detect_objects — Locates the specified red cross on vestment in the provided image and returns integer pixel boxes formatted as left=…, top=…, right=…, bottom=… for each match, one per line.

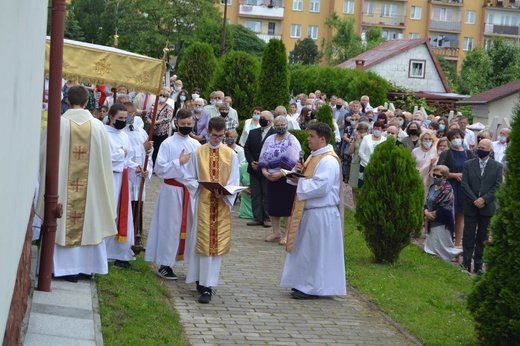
left=73, top=146, right=87, bottom=160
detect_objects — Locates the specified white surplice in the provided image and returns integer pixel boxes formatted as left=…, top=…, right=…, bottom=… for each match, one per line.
left=145, top=133, right=201, bottom=267
left=280, top=145, right=347, bottom=296
left=184, top=142, right=240, bottom=287
left=122, top=124, right=153, bottom=201
left=36, top=109, right=117, bottom=276
left=104, top=125, right=140, bottom=262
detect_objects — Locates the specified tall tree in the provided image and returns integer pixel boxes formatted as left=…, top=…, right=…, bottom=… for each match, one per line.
left=364, top=27, right=386, bottom=50
left=256, top=39, right=290, bottom=110
left=70, top=0, right=105, bottom=43
left=177, top=42, right=218, bottom=97
left=323, top=13, right=364, bottom=65
left=229, top=25, right=267, bottom=61
left=487, top=38, right=520, bottom=88
left=437, top=56, right=459, bottom=93
left=458, top=48, right=493, bottom=95
left=290, top=37, right=320, bottom=65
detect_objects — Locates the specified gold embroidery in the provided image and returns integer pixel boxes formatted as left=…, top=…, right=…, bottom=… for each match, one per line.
left=94, top=57, right=111, bottom=76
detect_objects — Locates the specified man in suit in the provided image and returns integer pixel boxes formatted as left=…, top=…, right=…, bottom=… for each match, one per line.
left=461, top=138, right=503, bottom=274
left=244, top=111, right=275, bottom=227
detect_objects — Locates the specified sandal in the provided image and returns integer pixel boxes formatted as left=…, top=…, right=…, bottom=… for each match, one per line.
left=265, top=233, right=281, bottom=242
left=279, top=238, right=287, bottom=246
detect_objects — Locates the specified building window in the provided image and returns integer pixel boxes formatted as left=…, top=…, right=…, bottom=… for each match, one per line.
left=292, top=0, right=303, bottom=11
left=308, top=25, right=318, bottom=40
left=268, top=22, right=276, bottom=35
left=220, top=0, right=232, bottom=4
left=433, top=8, right=454, bottom=21
left=309, top=0, right=320, bottom=12
left=409, top=33, right=420, bottom=39
left=409, top=60, right=425, bottom=79
left=465, top=10, right=475, bottom=24
left=343, top=0, right=354, bottom=14
left=245, top=21, right=262, bottom=33
left=363, top=1, right=374, bottom=15
left=463, top=37, right=474, bottom=51
left=291, top=24, right=302, bottom=38
left=410, top=6, right=422, bottom=20
left=381, top=4, right=398, bottom=18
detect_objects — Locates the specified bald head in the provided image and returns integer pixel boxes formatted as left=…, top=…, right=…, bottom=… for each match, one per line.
left=478, top=138, right=492, bottom=151
left=275, top=105, right=287, bottom=116
left=386, top=126, right=398, bottom=136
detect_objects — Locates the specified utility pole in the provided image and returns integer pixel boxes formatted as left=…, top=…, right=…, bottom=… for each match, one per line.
left=221, top=0, right=228, bottom=56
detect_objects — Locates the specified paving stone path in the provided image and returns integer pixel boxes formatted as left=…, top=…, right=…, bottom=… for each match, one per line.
left=144, top=176, right=418, bottom=345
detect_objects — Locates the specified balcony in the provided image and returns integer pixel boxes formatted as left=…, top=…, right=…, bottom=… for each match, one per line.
left=432, top=46, right=460, bottom=58
left=484, top=23, right=520, bottom=36
left=362, top=14, right=406, bottom=27
left=431, top=0, right=464, bottom=6
left=429, top=20, right=461, bottom=31
left=256, top=33, right=282, bottom=43
left=239, top=1, right=284, bottom=19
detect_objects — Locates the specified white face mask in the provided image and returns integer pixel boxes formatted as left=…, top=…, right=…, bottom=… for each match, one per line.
left=215, top=100, right=223, bottom=106
left=192, top=94, right=199, bottom=100
left=499, top=136, right=507, bottom=144
left=175, top=86, right=181, bottom=92
left=423, top=141, right=432, bottom=149
left=451, top=138, right=462, bottom=148
left=159, top=97, right=166, bottom=103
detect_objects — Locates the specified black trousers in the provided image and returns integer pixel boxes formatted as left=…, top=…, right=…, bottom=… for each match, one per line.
left=152, top=134, right=168, bottom=168
left=249, top=173, right=269, bottom=223
left=462, top=213, right=491, bottom=271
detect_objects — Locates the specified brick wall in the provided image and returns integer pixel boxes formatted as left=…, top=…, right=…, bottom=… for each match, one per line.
left=2, top=207, right=33, bottom=346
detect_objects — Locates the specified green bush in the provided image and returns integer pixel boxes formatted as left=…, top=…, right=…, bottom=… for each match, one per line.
left=355, top=139, right=424, bottom=263
left=256, top=39, right=290, bottom=111
left=288, top=65, right=390, bottom=106
left=289, top=130, right=310, bottom=157
left=177, top=42, right=217, bottom=97
left=315, top=105, right=335, bottom=144
left=467, top=102, right=520, bottom=344
left=207, top=51, right=260, bottom=121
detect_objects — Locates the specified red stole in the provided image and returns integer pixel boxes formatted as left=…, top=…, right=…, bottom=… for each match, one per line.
left=165, top=178, right=190, bottom=261
left=116, top=168, right=129, bottom=243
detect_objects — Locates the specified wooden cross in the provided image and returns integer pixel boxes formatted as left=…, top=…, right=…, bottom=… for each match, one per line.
left=68, top=210, right=82, bottom=225
left=73, top=146, right=87, bottom=160
left=70, top=178, right=84, bottom=192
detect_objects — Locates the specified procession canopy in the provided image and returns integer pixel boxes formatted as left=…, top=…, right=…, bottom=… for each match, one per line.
left=45, top=37, right=165, bottom=95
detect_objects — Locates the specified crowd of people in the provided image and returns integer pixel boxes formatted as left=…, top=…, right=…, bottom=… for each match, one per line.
left=37, top=79, right=509, bottom=307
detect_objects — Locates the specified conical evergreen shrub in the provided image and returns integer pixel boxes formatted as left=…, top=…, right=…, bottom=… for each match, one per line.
left=467, top=103, right=520, bottom=344
left=256, top=39, right=289, bottom=110
left=355, top=138, right=424, bottom=263
left=315, top=105, right=335, bottom=143
left=177, top=42, right=217, bottom=97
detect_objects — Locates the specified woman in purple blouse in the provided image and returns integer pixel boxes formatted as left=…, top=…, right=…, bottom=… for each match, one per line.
left=258, top=116, right=302, bottom=245
left=189, top=97, right=209, bottom=144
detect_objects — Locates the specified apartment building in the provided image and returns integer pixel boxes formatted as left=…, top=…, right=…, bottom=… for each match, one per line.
left=217, top=0, right=520, bottom=69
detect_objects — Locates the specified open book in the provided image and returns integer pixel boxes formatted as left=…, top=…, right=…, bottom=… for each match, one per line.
left=198, top=181, right=248, bottom=195
left=280, top=169, right=306, bottom=178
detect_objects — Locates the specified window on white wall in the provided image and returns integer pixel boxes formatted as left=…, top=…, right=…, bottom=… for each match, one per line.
left=465, top=11, right=475, bottom=24
left=463, top=37, right=474, bottom=51
left=308, top=25, right=318, bottom=39
left=309, top=0, right=320, bottom=12
left=410, top=6, right=422, bottom=20
left=409, top=60, right=425, bottom=79
left=291, top=24, right=302, bottom=38
left=292, top=0, right=303, bottom=11
left=343, top=0, right=354, bottom=14
left=245, top=21, right=261, bottom=33
left=409, top=33, right=420, bottom=39
left=363, top=1, right=374, bottom=15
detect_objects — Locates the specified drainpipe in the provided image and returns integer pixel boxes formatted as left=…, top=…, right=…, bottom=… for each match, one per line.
left=37, top=0, right=66, bottom=292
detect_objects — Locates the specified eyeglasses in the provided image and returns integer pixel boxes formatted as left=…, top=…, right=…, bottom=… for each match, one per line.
left=210, top=134, right=225, bottom=139
left=432, top=174, right=443, bottom=178
left=477, top=137, right=484, bottom=140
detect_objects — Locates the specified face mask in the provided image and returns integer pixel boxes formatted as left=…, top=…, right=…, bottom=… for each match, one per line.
left=439, top=124, right=445, bottom=131
left=408, top=129, right=419, bottom=136
left=180, top=95, right=186, bottom=101
left=159, top=97, right=166, bottom=103
left=252, top=115, right=260, bottom=121
left=477, top=149, right=490, bottom=159
left=215, top=100, right=223, bottom=106
left=433, top=177, right=444, bottom=186
left=126, top=116, right=134, bottom=125
left=114, top=119, right=126, bottom=130
left=499, top=136, right=507, bottom=144
left=175, top=86, right=181, bottom=92
left=194, top=107, right=202, bottom=113
left=310, top=98, right=316, bottom=103
left=336, top=104, right=342, bottom=110
left=192, top=94, right=199, bottom=100
left=350, top=121, right=356, bottom=126
left=414, top=120, right=422, bottom=126
left=425, top=120, right=431, bottom=126
left=274, top=127, right=287, bottom=135
left=373, top=130, right=382, bottom=137
left=210, top=100, right=216, bottom=105
left=117, top=93, right=126, bottom=98
left=399, top=120, right=404, bottom=126
left=451, top=138, right=462, bottom=148
left=423, top=141, right=432, bottom=149
left=259, top=118, right=269, bottom=127
left=178, top=126, right=192, bottom=136
left=368, top=118, right=373, bottom=122
left=226, top=138, right=235, bottom=146
left=220, top=112, right=228, bottom=117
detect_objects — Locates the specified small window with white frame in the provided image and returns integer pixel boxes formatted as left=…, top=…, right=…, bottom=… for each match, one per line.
left=463, top=37, right=474, bottom=51
left=245, top=21, right=262, bottom=33
left=410, top=6, right=421, bottom=20
left=308, top=25, right=318, bottom=40
left=292, top=0, right=303, bottom=11
left=465, top=10, right=476, bottom=24
left=409, top=33, right=420, bottom=39
left=291, top=24, right=302, bottom=38
left=309, top=0, right=320, bottom=12
left=409, top=59, right=425, bottom=79
left=343, top=0, right=354, bottom=14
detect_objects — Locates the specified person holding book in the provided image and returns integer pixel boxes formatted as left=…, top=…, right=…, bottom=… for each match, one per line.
left=184, top=117, right=240, bottom=304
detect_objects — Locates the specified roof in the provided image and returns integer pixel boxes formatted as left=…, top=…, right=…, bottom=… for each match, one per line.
left=336, top=38, right=451, bottom=93
left=456, top=79, right=520, bottom=105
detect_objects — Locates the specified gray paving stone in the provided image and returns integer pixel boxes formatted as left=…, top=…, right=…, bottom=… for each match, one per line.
left=24, top=333, right=96, bottom=346
left=31, top=303, right=93, bottom=319
left=26, top=313, right=95, bottom=340
left=32, top=289, right=93, bottom=310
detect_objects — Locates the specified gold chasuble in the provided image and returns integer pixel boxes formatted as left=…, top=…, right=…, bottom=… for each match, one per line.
left=286, top=151, right=339, bottom=253
left=196, top=145, right=234, bottom=256
left=66, top=121, right=91, bottom=246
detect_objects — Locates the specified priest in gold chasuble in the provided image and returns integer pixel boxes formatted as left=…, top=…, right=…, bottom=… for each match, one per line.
left=184, top=117, right=240, bottom=304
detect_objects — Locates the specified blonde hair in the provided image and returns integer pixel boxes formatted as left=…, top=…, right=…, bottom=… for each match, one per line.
left=433, top=165, right=449, bottom=179
left=419, top=129, right=434, bottom=144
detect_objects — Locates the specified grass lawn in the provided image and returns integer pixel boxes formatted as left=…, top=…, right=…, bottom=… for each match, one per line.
left=345, top=211, right=478, bottom=346
left=96, top=258, right=186, bottom=346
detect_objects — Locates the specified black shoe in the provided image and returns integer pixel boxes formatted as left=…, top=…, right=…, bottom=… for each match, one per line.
left=157, top=266, right=177, bottom=280
left=198, top=288, right=213, bottom=304
left=55, top=275, right=78, bottom=283
left=196, top=281, right=206, bottom=294
left=460, top=263, right=470, bottom=272
left=77, top=273, right=93, bottom=280
left=475, top=268, right=485, bottom=275
left=246, top=221, right=263, bottom=226
left=290, top=290, right=319, bottom=300
left=114, top=260, right=140, bottom=272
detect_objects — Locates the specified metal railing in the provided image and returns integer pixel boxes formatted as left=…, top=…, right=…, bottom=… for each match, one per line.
left=431, top=46, right=460, bottom=58
left=362, top=14, right=406, bottom=26
left=430, top=19, right=461, bottom=31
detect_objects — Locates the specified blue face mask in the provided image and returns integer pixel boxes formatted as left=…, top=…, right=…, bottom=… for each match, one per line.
left=399, top=120, right=404, bottom=126
left=126, top=116, right=134, bottom=125
left=439, top=124, right=445, bottom=131
left=350, top=120, right=356, bottom=126
left=180, top=95, right=186, bottom=101
left=194, top=107, right=202, bottom=113
left=252, top=115, right=260, bottom=121
left=425, top=119, right=431, bottom=126
left=433, top=177, right=444, bottom=186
